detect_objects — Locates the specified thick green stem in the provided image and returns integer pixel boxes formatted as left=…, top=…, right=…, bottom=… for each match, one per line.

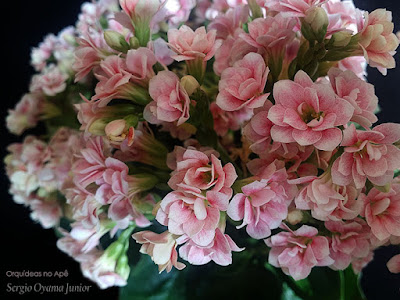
left=134, top=21, right=151, bottom=47
left=187, top=59, right=206, bottom=85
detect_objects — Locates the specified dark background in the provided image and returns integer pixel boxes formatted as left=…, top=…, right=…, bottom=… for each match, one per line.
left=1, top=0, right=399, bottom=299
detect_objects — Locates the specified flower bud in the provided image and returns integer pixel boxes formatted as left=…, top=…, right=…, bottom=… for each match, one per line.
left=104, top=241, right=125, bottom=260
left=89, top=118, right=109, bottom=136
left=129, top=36, right=140, bottom=49
left=286, top=209, right=304, bottom=225
left=180, top=75, right=200, bottom=96
left=330, top=31, right=352, bottom=48
left=116, top=254, right=130, bottom=281
left=302, top=7, right=328, bottom=42
left=104, top=30, right=130, bottom=53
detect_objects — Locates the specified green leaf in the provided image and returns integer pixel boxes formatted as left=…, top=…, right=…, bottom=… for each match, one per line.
left=121, top=250, right=283, bottom=300
left=119, top=255, right=185, bottom=300
left=281, top=283, right=303, bottom=300
left=339, top=267, right=366, bottom=300
left=185, top=261, right=282, bottom=300
left=307, top=267, right=340, bottom=300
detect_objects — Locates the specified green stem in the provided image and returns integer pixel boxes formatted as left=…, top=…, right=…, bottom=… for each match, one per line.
left=339, top=270, right=345, bottom=300
left=118, top=224, right=136, bottom=243
left=134, top=21, right=151, bottom=47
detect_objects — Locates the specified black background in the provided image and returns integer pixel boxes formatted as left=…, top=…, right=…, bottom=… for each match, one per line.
left=1, top=0, right=399, bottom=299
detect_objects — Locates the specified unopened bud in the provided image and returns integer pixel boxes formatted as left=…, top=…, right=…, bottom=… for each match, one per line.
left=105, top=241, right=125, bottom=260
left=116, top=254, right=130, bottom=281
left=180, top=75, right=200, bottom=96
left=286, top=209, right=304, bottom=225
left=129, top=36, right=140, bottom=49
left=88, top=118, right=109, bottom=135
left=104, top=30, right=130, bottom=53
left=302, top=7, right=328, bottom=42
left=330, top=31, right=352, bottom=48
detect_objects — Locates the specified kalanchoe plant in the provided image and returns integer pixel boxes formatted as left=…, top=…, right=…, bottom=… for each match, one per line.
left=5, top=0, right=400, bottom=298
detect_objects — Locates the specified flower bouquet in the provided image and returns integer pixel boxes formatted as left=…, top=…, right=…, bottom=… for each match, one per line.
left=5, top=0, right=400, bottom=298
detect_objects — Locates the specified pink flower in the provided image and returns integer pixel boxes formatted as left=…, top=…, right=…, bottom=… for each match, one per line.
left=125, top=47, right=157, bottom=85
left=265, top=224, right=334, bottom=280
left=144, top=71, right=191, bottom=126
left=387, top=254, right=400, bottom=274
left=265, top=0, right=324, bottom=17
left=268, top=70, right=354, bottom=151
left=80, top=250, right=128, bottom=289
left=167, top=25, right=221, bottom=62
left=30, top=198, right=62, bottom=229
left=213, top=32, right=257, bottom=76
left=240, top=14, right=296, bottom=57
left=57, top=228, right=89, bottom=259
left=30, top=34, right=57, bottom=72
left=328, top=68, right=378, bottom=128
left=72, top=137, right=111, bottom=188
left=72, top=137, right=156, bottom=226
left=325, top=219, right=371, bottom=270
left=157, top=0, right=196, bottom=27
left=331, top=123, right=400, bottom=189
left=132, top=230, right=186, bottom=273
left=337, top=56, right=367, bottom=80
left=152, top=37, right=175, bottom=66
left=156, top=188, right=229, bottom=246
left=322, top=0, right=357, bottom=36
left=208, top=6, right=249, bottom=40
left=6, top=93, right=44, bottom=135
left=30, top=64, right=68, bottom=96
left=95, top=161, right=156, bottom=225
left=73, top=33, right=111, bottom=82
left=295, top=172, right=362, bottom=221
left=5, top=136, right=51, bottom=196
left=166, top=144, right=219, bottom=171
left=247, top=143, right=316, bottom=179
left=65, top=189, right=102, bottom=229
left=227, top=180, right=289, bottom=239
left=242, top=100, right=274, bottom=154
left=357, top=9, right=399, bottom=75
left=216, top=52, right=270, bottom=111
left=211, top=102, right=253, bottom=136
left=120, top=0, right=161, bottom=23
left=168, top=148, right=237, bottom=196
left=156, top=148, right=236, bottom=246
left=92, top=55, right=135, bottom=106
left=92, top=52, right=152, bottom=107
left=179, top=228, right=243, bottom=266
left=69, top=222, right=110, bottom=253
left=360, top=183, right=400, bottom=241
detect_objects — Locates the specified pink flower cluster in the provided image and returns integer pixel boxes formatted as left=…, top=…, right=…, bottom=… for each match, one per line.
left=5, top=128, right=80, bottom=228
left=151, top=146, right=242, bottom=267
left=5, top=0, right=400, bottom=291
